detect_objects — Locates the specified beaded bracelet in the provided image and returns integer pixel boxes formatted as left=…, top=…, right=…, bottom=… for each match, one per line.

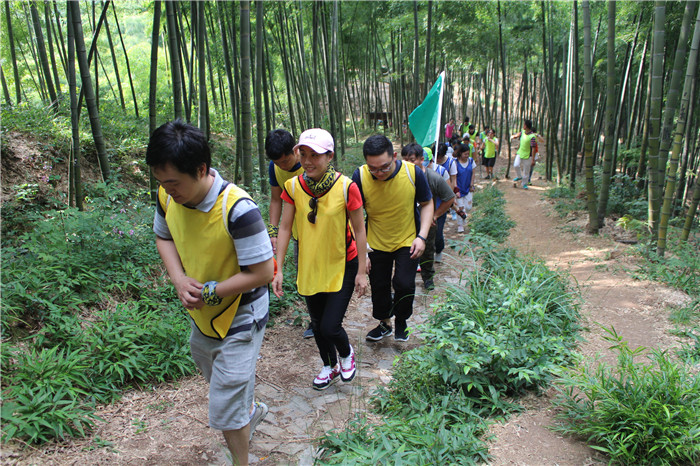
left=202, top=281, right=222, bottom=306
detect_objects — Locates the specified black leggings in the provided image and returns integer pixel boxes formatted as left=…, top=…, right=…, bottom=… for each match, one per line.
left=305, top=258, right=358, bottom=367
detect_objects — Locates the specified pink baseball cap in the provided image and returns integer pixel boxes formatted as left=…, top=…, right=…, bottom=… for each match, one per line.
left=293, top=128, right=334, bottom=153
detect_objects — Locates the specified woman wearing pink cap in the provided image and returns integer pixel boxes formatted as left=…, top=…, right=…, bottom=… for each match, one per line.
left=272, top=128, right=367, bottom=390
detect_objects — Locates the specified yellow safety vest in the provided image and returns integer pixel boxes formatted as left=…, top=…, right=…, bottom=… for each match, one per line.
left=360, top=161, right=417, bottom=252
left=158, top=183, right=249, bottom=339
left=517, top=131, right=536, bottom=159
left=484, top=138, right=496, bottom=158
left=286, top=173, right=351, bottom=296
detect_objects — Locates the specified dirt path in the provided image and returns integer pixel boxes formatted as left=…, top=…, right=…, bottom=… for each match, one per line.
left=4, top=152, right=692, bottom=466
left=486, top=170, right=689, bottom=465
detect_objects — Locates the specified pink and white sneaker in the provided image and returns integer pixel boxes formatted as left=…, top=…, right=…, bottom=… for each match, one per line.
left=339, top=345, right=356, bottom=382
left=313, top=364, right=340, bottom=390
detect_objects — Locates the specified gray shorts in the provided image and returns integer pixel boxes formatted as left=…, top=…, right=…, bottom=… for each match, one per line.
left=190, top=313, right=266, bottom=431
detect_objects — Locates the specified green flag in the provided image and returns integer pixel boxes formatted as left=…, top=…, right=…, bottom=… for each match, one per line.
left=408, top=71, right=445, bottom=148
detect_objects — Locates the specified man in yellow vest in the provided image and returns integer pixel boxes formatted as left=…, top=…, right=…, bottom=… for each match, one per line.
left=148, top=120, right=274, bottom=465
left=265, top=129, right=314, bottom=340
left=511, top=119, right=537, bottom=189
left=352, top=135, right=434, bottom=342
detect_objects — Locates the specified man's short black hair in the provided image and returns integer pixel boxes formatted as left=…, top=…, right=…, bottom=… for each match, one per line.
left=265, top=129, right=295, bottom=160
left=469, top=124, right=475, bottom=131
left=401, top=142, right=423, bottom=159
left=146, top=120, right=210, bottom=178
left=524, top=119, right=533, bottom=131
left=363, top=134, right=393, bottom=158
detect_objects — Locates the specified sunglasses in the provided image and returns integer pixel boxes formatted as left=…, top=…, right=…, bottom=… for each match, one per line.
left=307, top=197, right=318, bottom=224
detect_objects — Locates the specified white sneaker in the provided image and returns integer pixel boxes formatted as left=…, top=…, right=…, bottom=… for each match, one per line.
left=435, top=252, right=443, bottom=263
left=248, top=401, right=268, bottom=441
left=339, top=345, right=356, bottom=382
left=313, top=365, right=340, bottom=390
left=457, top=226, right=464, bottom=233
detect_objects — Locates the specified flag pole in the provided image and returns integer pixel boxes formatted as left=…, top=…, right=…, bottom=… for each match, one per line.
left=434, top=71, right=446, bottom=153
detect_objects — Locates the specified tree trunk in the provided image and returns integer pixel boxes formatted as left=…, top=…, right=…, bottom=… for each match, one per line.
left=67, top=3, right=82, bottom=210
left=196, top=1, right=209, bottom=137
left=101, top=5, right=125, bottom=111
left=43, top=2, right=61, bottom=95
left=255, top=0, right=267, bottom=194
left=654, top=0, right=697, bottom=231
left=240, top=0, right=253, bottom=189
left=497, top=1, right=511, bottom=177
left=164, top=1, right=183, bottom=120
left=69, top=1, right=110, bottom=182
left=30, top=1, right=58, bottom=111
left=148, top=1, right=161, bottom=202
left=412, top=0, right=420, bottom=110
left=5, top=3, right=22, bottom=104
left=646, top=2, right=666, bottom=238
left=582, top=0, right=598, bottom=233
left=596, top=0, right=616, bottom=224
left=110, top=2, right=139, bottom=117
left=658, top=4, right=700, bottom=254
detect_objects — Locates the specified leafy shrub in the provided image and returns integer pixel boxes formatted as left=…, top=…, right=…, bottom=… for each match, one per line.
left=1, top=284, right=194, bottom=443
left=606, top=174, right=646, bottom=219
left=545, top=185, right=577, bottom=200
left=469, top=186, right=515, bottom=242
left=1, top=346, right=99, bottom=443
left=553, top=327, right=700, bottom=465
left=1, top=189, right=159, bottom=335
left=385, top=248, right=581, bottom=413
left=320, top=393, right=490, bottom=465
left=675, top=327, right=700, bottom=364
left=631, top=238, right=700, bottom=296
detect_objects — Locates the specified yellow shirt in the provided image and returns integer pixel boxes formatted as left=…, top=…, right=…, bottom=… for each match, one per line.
left=159, top=184, right=249, bottom=339
left=360, top=162, right=417, bottom=252
left=286, top=174, right=351, bottom=295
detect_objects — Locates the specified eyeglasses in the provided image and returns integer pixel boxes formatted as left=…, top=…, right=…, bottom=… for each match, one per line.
left=367, top=162, right=393, bottom=174
left=307, top=197, right=318, bottom=224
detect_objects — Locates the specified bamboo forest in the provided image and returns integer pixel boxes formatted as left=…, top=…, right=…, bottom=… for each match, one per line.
left=1, top=1, right=699, bottom=465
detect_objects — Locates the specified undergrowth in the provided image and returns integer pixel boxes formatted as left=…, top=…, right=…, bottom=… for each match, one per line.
left=469, top=186, right=516, bottom=241
left=1, top=181, right=197, bottom=443
left=320, top=186, right=582, bottom=463
left=553, top=327, right=700, bottom=465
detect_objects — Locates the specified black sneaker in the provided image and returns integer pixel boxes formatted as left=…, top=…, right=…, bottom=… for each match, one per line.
left=394, top=320, right=409, bottom=342
left=424, top=279, right=435, bottom=291
left=366, top=322, right=392, bottom=341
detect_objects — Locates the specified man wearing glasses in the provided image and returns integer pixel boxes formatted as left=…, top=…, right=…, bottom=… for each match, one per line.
left=352, top=135, right=434, bottom=342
